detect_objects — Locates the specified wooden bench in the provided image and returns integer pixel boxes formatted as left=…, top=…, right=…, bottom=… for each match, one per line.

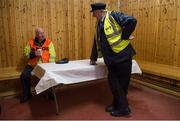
left=0, top=67, right=40, bottom=97
left=137, top=60, right=180, bottom=81
left=0, top=67, right=22, bottom=81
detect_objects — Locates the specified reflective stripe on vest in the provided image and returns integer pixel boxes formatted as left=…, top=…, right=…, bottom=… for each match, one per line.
left=95, top=11, right=130, bottom=54
left=28, top=39, right=51, bottom=66
left=105, top=15, right=121, bottom=39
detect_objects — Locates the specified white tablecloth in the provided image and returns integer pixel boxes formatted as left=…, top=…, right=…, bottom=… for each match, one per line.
left=32, top=58, right=142, bottom=94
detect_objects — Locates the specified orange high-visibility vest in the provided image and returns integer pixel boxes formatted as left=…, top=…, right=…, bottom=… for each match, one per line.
left=28, top=38, right=51, bottom=66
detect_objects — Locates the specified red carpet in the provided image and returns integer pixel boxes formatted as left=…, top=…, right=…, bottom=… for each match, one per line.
left=0, top=80, right=180, bottom=120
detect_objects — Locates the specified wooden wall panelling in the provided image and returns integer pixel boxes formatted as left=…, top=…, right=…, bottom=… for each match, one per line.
left=119, top=0, right=180, bottom=68
left=0, top=0, right=119, bottom=71
left=0, top=0, right=4, bottom=68
left=1, top=0, right=10, bottom=67
left=175, top=0, right=180, bottom=67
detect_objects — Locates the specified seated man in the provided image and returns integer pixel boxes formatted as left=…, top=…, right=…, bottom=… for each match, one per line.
left=20, top=27, right=56, bottom=103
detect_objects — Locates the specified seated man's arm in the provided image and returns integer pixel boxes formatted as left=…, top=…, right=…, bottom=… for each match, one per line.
left=48, top=42, right=56, bottom=62
left=24, top=42, right=36, bottom=59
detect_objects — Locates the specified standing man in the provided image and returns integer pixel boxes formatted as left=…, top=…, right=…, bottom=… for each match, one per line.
left=20, top=27, right=56, bottom=103
left=90, top=3, right=137, bottom=116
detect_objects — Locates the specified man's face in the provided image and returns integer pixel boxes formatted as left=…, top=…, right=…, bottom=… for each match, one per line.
left=36, top=29, right=45, bottom=41
left=92, top=10, right=102, bottom=21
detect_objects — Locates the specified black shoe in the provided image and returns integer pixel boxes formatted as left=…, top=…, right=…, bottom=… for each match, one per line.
left=20, top=94, right=32, bottom=103
left=127, top=107, right=131, bottom=113
left=110, top=107, right=131, bottom=117
left=105, top=105, right=115, bottom=112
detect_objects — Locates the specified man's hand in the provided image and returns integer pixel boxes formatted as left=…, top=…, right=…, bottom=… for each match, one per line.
left=29, top=51, right=36, bottom=59
left=129, top=35, right=134, bottom=40
left=35, top=49, right=42, bottom=57
left=90, top=60, right=97, bottom=65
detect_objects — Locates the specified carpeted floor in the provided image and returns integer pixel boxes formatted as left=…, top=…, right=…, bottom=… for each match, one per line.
left=0, top=80, right=180, bottom=120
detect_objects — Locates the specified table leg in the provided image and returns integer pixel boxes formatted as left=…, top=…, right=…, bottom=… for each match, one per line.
left=51, top=87, right=59, bottom=115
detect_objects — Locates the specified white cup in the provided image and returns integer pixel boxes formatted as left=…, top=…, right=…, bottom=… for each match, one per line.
left=35, top=48, right=42, bottom=56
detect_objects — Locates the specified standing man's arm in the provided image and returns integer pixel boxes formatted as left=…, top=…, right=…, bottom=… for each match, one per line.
left=111, top=11, right=137, bottom=40
left=48, top=42, right=56, bottom=62
left=90, top=39, right=98, bottom=65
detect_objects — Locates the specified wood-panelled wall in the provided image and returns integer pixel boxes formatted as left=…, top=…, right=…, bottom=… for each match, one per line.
left=1, top=0, right=180, bottom=72
left=119, top=0, right=180, bottom=67
left=0, top=0, right=118, bottom=69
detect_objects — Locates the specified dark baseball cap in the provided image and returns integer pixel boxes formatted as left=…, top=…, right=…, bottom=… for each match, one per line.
left=90, top=3, right=106, bottom=12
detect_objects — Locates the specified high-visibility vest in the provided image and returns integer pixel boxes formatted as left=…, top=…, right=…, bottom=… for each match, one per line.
left=95, top=11, right=130, bottom=56
left=28, top=38, right=51, bottom=66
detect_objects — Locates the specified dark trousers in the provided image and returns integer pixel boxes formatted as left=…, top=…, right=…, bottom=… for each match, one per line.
left=20, top=65, right=53, bottom=98
left=107, top=59, right=132, bottom=110
left=20, top=65, right=33, bottom=96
